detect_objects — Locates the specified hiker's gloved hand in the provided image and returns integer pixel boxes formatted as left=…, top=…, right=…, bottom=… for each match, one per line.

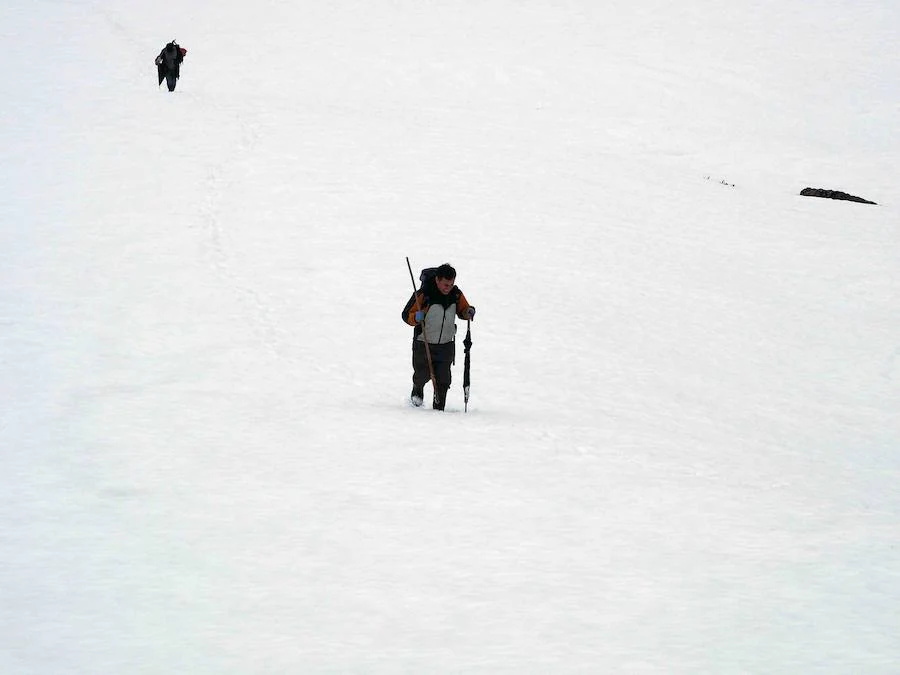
left=415, top=310, right=425, bottom=322
left=465, top=307, right=476, bottom=320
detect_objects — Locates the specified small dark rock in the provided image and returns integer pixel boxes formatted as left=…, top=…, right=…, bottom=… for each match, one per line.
left=800, top=187, right=876, bottom=205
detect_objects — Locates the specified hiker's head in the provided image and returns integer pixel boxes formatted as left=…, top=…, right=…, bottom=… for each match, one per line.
left=435, top=263, right=456, bottom=295
left=166, top=42, right=176, bottom=53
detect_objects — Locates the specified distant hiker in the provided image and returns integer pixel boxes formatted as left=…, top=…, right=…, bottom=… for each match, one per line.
left=155, top=40, right=187, bottom=92
left=402, top=263, right=476, bottom=410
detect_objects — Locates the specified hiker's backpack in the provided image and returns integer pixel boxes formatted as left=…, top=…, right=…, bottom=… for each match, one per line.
left=418, top=267, right=438, bottom=288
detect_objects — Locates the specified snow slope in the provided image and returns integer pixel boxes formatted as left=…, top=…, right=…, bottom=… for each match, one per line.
left=2, top=0, right=899, bottom=672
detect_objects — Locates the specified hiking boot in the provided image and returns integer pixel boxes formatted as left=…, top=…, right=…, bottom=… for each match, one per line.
left=433, top=388, right=447, bottom=411
left=410, top=386, right=424, bottom=407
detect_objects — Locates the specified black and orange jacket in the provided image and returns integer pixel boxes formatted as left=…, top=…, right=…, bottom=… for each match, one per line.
left=156, top=42, right=186, bottom=76
left=402, top=276, right=473, bottom=344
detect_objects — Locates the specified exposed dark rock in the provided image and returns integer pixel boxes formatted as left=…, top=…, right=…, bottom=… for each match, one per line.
left=800, top=188, right=877, bottom=205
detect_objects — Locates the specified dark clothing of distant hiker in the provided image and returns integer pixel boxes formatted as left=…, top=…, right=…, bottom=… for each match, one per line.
left=155, top=41, right=187, bottom=92
left=402, top=263, right=475, bottom=411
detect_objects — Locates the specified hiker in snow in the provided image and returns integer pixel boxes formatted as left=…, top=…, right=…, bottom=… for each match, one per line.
left=402, top=263, right=475, bottom=410
left=155, top=40, right=187, bottom=92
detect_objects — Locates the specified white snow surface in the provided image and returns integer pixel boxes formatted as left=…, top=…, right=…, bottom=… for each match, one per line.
left=2, top=0, right=899, bottom=672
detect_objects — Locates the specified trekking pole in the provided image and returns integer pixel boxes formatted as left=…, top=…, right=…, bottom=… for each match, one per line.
left=463, top=319, right=472, bottom=413
left=406, top=257, right=438, bottom=396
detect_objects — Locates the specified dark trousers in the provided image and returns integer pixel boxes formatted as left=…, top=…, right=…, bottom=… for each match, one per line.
left=158, top=66, right=178, bottom=91
left=412, top=340, right=454, bottom=409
